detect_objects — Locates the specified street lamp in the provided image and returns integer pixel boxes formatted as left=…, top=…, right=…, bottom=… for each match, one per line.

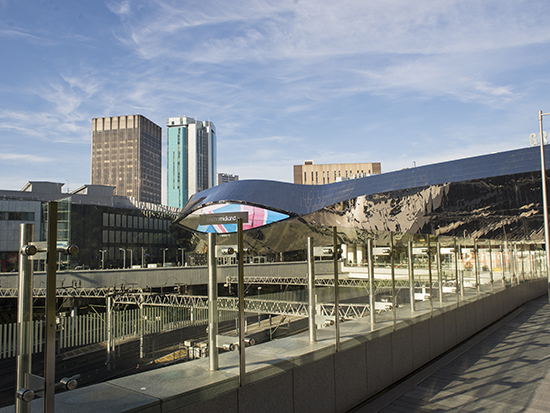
left=127, top=248, right=133, bottom=268
left=119, top=248, right=126, bottom=269
left=178, top=248, right=184, bottom=266
left=99, top=249, right=107, bottom=270
left=163, top=248, right=168, bottom=267
left=537, top=110, right=550, bottom=301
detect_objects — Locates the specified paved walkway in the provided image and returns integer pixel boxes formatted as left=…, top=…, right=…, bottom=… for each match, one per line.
left=352, top=295, right=550, bottom=412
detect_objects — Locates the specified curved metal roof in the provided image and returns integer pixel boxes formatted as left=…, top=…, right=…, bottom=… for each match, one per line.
left=181, top=146, right=546, bottom=217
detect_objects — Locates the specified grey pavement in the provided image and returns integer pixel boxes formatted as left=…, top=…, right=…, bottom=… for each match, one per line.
left=351, top=295, right=550, bottom=412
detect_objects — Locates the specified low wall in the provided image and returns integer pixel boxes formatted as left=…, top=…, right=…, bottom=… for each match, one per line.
left=5, top=279, right=546, bottom=413
left=0, top=261, right=334, bottom=289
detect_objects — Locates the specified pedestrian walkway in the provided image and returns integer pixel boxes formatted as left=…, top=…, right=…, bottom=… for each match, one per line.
left=351, top=295, right=550, bottom=412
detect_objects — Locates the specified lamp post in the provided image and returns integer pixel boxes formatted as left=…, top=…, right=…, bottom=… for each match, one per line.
left=99, top=249, right=107, bottom=270
left=163, top=248, right=168, bottom=267
left=127, top=248, right=133, bottom=268
left=119, top=248, right=126, bottom=269
left=178, top=248, right=184, bottom=266
left=538, top=110, right=550, bottom=301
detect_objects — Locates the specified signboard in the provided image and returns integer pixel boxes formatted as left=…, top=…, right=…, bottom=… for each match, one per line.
left=199, top=212, right=249, bottom=226
left=313, top=246, right=334, bottom=257
left=373, top=247, right=391, bottom=256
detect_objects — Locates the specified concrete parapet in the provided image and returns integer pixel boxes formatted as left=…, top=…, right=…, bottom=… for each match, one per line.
left=3, top=279, right=546, bottom=413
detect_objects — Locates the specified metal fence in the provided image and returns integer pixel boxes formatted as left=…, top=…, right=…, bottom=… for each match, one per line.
left=0, top=306, right=239, bottom=360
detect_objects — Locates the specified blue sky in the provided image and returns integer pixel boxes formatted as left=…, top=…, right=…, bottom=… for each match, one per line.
left=1, top=0, right=550, bottom=204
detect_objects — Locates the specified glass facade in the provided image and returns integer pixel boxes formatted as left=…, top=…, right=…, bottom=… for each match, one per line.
left=166, top=118, right=216, bottom=208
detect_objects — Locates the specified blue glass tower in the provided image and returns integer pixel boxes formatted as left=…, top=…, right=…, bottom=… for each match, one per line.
left=166, top=117, right=216, bottom=208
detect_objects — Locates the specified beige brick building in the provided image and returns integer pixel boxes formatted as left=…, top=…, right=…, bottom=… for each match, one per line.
left=293, top=161, right=381, bottom=185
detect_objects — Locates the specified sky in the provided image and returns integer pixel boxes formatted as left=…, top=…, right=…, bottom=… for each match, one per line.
left=1, top=0, right=550, bottom=205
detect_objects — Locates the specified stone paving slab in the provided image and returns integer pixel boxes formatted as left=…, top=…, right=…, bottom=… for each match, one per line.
left=352, top=296, right=550, bottom=412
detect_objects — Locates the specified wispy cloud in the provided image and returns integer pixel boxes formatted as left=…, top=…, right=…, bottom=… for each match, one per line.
left=0, top=152, right=51, bottom=163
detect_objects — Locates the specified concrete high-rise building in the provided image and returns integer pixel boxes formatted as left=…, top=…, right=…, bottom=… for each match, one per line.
left=217, top=173, right=239, bottom=185
left=91, top=115, right=162, bottom=204
left=166, top=116, right=216, bottom=208
left=293, top=161, right=381, bottom=185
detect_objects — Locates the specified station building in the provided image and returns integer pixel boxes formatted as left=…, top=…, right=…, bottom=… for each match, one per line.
left=172, top=146, right=550, bottom=263
left=0, top=182, right=181, bottom=271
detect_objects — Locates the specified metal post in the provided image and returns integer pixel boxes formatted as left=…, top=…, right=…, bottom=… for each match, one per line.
left=44, top=201, right=57, bottom=412
left=333, top=227, right=340, bottom=352
left=437, top=242, right=443, bottom=305
left=390, top=232, right=396, bottom=329
left=106, top=296, right=113, bottom=369
left=459, top=243, right=464, bottom=298
left=538, top=111, right=550, bottom=300
left=16, top=224, right=34, bottom=413
left=427, top=236, right=433, bottom=316
left=307, top=237, right=316, bottom=342
left=120, top=248, right=126, bottom=269
left=208, top=233, right=219, bottom=370
left=368, top=239, right=375, bottom=329
left=474, top=241, right=480, bottom=295
left=454, top=240, right=459, bottom=306
left=100, top=249, right=106, bottom=270
left=139, top=305, right=144, bottom=359
left=500, top=245, right=505, bottom=287
left=489, top=240, right=494, bottom=293
left=408, top=241, right=415, bottom=314
left=237, top=218, right=246, bottom=386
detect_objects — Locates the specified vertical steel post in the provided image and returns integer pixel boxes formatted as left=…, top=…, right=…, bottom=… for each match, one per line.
left=437, top=242, right=443, bottom=305
left=139, top=305, right=144, bottom=359
left=16, top=223, right=34, bottom=413
left=489, top=240, right=494, bottom=293
left=367, top=239, right=375, bottom=329
left=408, top=241, right=415, bottom=314
left=333, top=227, right=340, bottom=352
left=459, top=243, right=464, bottom=298
left=538, top=111, right=550, bottom=300
left=208, top=233, right=219, bottom=370
left=500, top=245, right=505, bottom=287
left=390, top=232, right=397, bottom=329
left=106, top=296, right=113, bottom=369
left=44, top=201, right=57, bottom=412
left=428, top=236, right=433, bottom=316
left=237, top=218, right=246, bottom=386
left=307, top=237, right=316, bottom=342
left=455, top=239, right=462, bottom=307
left=474, top=241, right=480, bottom=295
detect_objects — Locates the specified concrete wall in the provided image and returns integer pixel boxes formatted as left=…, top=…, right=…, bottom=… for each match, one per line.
left=0, top=260, right=335, bottom=289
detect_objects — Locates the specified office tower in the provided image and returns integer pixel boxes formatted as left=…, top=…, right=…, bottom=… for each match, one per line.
left=91, top=115, right=162, bottom=204
left=293, top=161, right=381, bottom=185
left=166, top=116, right=216, bottom=208
left=217, top=173, right=239, bottom=185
